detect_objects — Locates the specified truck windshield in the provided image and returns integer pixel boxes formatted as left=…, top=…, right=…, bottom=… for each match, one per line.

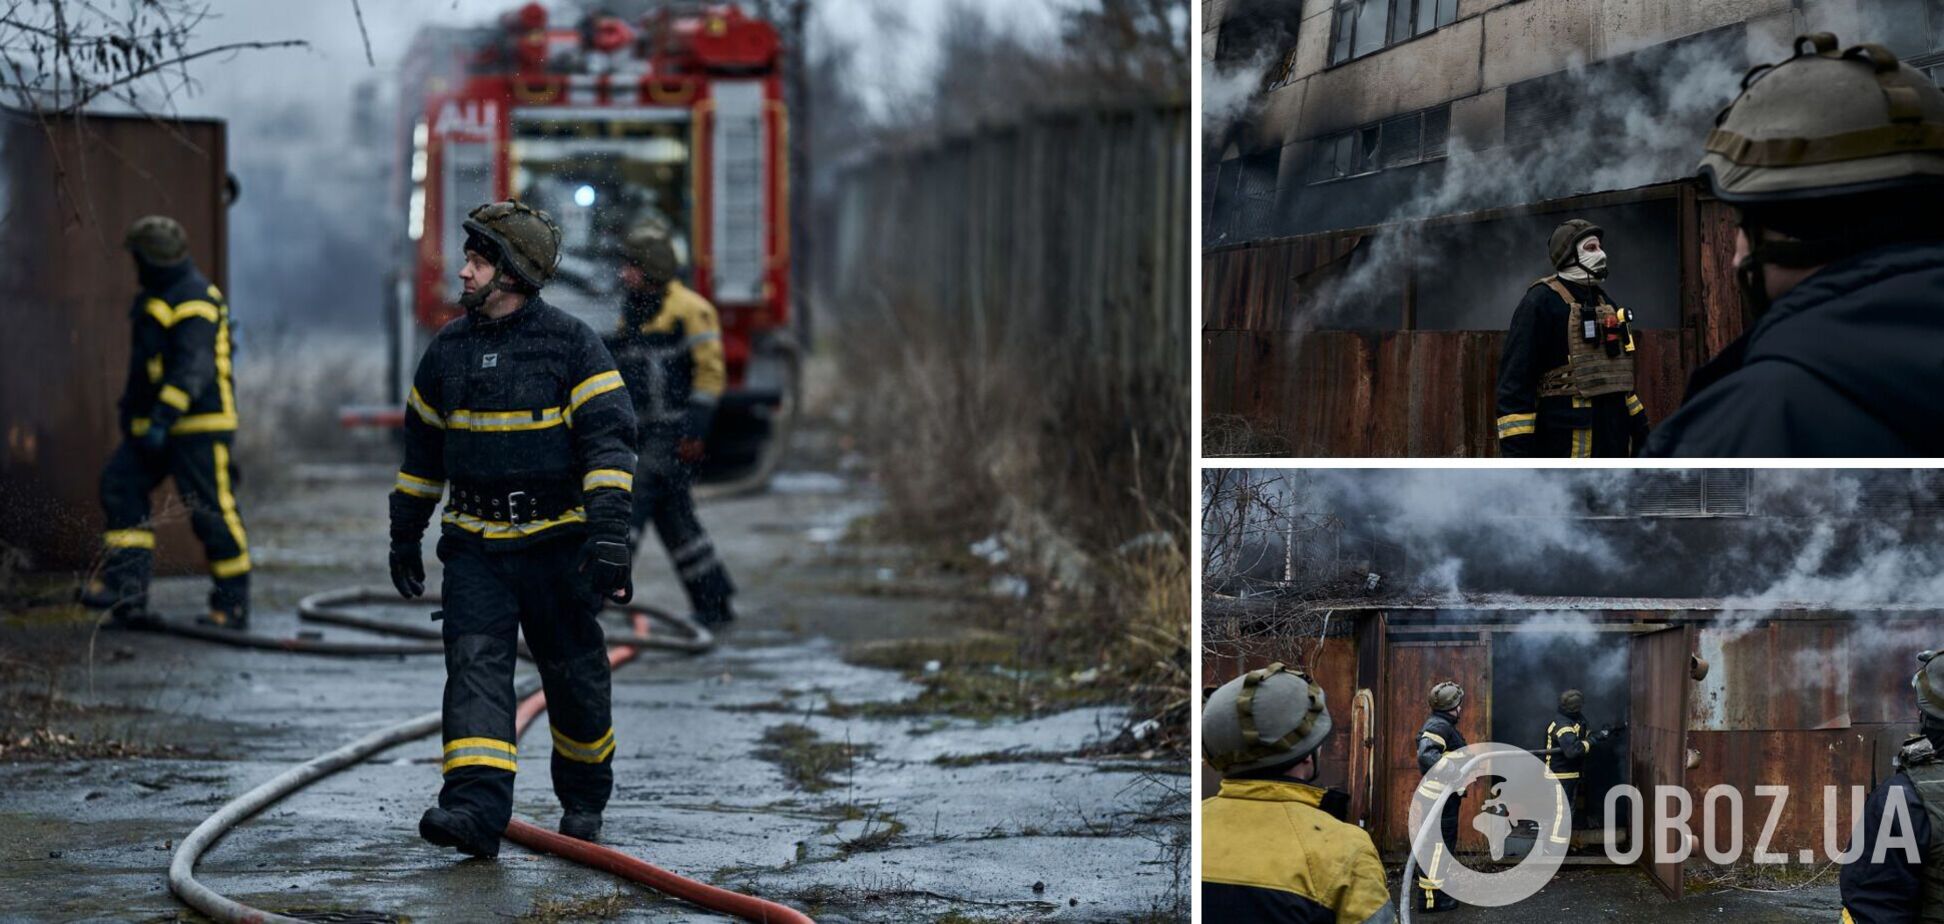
left=510, top=110, right=693, bottom=331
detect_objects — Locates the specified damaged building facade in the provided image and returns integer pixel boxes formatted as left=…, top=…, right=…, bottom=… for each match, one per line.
left=1202, top=470, right=1944, bottom=895
left=1201, top=0, right=1944, bottom=455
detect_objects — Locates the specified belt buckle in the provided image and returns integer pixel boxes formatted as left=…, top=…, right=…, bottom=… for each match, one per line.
left=507, top=490, right=527, bottom=525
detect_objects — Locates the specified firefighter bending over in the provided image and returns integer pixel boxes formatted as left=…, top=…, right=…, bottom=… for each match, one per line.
left=1202, top=664, right=1393, bottom=923
left=1840, top=649, right=1941, bottom=922
left=388, top=200, right=638, bottom=857
left=604, top=221, right=736, bottom=628
left=1495, top=220, right=1651, bottom=458
left=1416, top=681, right=1468, bottom=914
left=82, top=216, right=251, bottom=630
left=1645, top=34, right=1944, bottom=456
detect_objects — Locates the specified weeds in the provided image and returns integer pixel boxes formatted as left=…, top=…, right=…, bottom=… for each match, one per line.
left=754, top=723, right=875, bottom=793
left=519, top=887, right=635, bottom=922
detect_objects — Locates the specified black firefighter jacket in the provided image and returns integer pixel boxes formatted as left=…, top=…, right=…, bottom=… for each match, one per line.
left=1840, top=768, right=1927, bottom=924
left=118, top=260, right=237, bottom=438
left=1495, top=278, right=1649, bottom=458
left=389, top=296, right=637, bottom=550
left=1644, top=240, right=1944, bottom=457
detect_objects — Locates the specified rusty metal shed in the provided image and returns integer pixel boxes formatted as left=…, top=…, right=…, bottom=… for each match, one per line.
left=0, top=108, right=229, bottom=573
left=1201, top=182, right=1746, bottom=456
left=1205, top=599, right=1934, bottom=898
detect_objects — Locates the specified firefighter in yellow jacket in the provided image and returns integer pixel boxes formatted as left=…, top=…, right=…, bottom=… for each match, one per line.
left=1495, top=219, right=1651, bottom=457
left=1202, top=663, right=1395, bottom=923
left=81, top=216, right=251, bottom=630
left=603, top=222, right=736, bottom=628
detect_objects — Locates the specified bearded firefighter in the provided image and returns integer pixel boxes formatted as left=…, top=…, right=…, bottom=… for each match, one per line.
left=1495, top=220, right=1651, bottom=458
left=388, top=199, right=638, bottom=857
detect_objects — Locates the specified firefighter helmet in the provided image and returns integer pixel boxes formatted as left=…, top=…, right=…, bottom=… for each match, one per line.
left=1559, top=689, right=1584, bottom=713
left=463, top=199, right=562, bottom=290
left=1915, top=650, right=1944, bottom=722
left=1429, top=681, right=1464, bottom=712
left=1699, top=34, right=1944, bottom=203
left=619, top=220, right=680, bottom=282
left=125, top=215, right=188, bottom=266
left=1548, top=219, right=1603, bottom=270
left=1203, top=663, right=1332, bottom=775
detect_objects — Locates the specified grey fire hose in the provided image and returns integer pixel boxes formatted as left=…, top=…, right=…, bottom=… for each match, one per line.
left=167, top=587, right=713, bottom=923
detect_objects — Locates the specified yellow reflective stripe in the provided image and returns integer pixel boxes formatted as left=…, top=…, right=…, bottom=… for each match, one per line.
left=1544, top=771, right=1581, bottom=780
left=441, top=507, right=587, bottom=540
left=1420, top=731, right=1447, bottom=747
left=1572, top=428, right=1592, bottom=458
left=171, top=300, right=220, bottom=325
left=568, top=370, right=624, bottom=414
left=442, top=754, right=519, bottom=773
left=407, top=387, right=445, bottom=428
left=170, top=413, right=237, bottom=434
left=146, top=355, right=164, bottom=383
left=144, top=298, right=173, bottom=326
left=1495, top=412, right=1536, bottom=436
left=104, top=528, right=155, bottom=549
left=445, top=737, right=517, bottom=755
left=1417, top=780, right=1447, bottom=798
left=395, top=470, right=445, bottom=499
left=1843, top=909, right=1856, bottom=924
left=212, top=442, right=249, bottom=566
left=446, top=407, right=565, bottom=431
left=551, top=726, right=617, bottom=763
left=582, top=469, right=633, bottom=493
left=211, top=553, right=252, bottom=579
left=157, top=384, right=192, bottom=411
left=1626, top=393, right=1645, bottom=416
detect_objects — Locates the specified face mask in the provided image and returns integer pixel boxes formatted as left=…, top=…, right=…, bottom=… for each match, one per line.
left=1577, top=246, right=1609, bottom=280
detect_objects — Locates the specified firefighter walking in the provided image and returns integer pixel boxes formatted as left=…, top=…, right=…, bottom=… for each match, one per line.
left=604, top=221, right=736, bottom=628
left=1840, top=649, right=1940, bottom=921
left=388, top=200, right=638, bottom=857
left=1495, top=220, right=1651, bottom=457
left=1201, top=663, right=1394, bottom=922
left=81, top=216, right=251, bottom=630
left=1645, top=35, right=1944, bottom=456
left=1544, top=689, right=1592, bottom=850
left=1415, top=681, right=1468, bottom=914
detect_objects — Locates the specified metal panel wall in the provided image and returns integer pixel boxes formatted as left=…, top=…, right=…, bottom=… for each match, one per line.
left=1381, top=640, right=1492, bottom=852
left=0, top=109, right=228, bottom=573
left=1630, top=624, right=1691, bottom=899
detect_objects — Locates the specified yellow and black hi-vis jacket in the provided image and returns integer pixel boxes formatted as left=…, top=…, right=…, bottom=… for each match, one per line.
left=1544, top=711, right=1590, bottom=780
left=1495, top=275, right=1649, bottom=458
left=118, top=260, right=237, bottom=438
left=607, top=279, right=726, bottom=440
left=1202, top=777, right=1396, bottom=924
left=389, top=296, right=637, bottom=550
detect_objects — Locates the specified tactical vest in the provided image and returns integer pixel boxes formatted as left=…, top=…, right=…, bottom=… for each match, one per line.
left=1903, top=759, right=1944, bottom=922
left=1534, top=276, right=1635, bottom=400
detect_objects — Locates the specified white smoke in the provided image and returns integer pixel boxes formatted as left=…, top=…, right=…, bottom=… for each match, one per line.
left=1202, top=50, right=1274, bottom=146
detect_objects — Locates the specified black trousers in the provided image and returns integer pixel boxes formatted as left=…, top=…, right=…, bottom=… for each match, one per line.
left=628, top=429, right=733, bottom=617
left=97, top=432, right=250, bottom=610
left=1550, top=776, right=1582, bottom=847
left=1417, top=794, right=1463, bottom=910
left=435, top=532, right=614, bottom=843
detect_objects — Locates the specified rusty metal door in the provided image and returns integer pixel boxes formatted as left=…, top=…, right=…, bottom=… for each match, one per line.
left=1381, top=640, right=1492, bottom=852
left=1630, top=624, right=1692, bottom=899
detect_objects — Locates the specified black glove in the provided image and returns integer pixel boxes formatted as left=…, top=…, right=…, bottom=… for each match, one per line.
left=137, top=421, right=170, bottom=456
left=579, top=536, right=633, bottom=604
left=389, top=540, right=425, bottom=599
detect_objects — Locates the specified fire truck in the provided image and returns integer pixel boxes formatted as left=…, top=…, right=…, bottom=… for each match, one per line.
left=371, top=2, right=797, bottom=489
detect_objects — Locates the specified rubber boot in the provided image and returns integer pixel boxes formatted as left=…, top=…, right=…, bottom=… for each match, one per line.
left=82, top=548, right=159, bottom=628
left=198, top=576, right=250, bottom=631
left=420, top=806, right=500, bottom=858
left=560, top=811, right=602, bottom=842
left=694, top=599, right=736, bottom=631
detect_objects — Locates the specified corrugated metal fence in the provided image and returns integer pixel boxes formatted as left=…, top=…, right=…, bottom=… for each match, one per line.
left=815, top=104, right=1190, bottom=541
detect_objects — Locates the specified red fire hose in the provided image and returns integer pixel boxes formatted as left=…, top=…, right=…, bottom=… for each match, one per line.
left=168, top=589, right=814, bottom=923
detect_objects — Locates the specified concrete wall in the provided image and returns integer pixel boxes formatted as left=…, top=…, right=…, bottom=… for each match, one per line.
left=1210, top=0, right=1843, bottom=239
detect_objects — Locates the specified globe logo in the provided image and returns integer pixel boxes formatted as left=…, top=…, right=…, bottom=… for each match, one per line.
left=1407, top=742, right=1570, bottom=910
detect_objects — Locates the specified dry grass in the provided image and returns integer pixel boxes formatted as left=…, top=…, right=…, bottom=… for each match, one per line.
left=1202, top=413, right=1294, bottom=457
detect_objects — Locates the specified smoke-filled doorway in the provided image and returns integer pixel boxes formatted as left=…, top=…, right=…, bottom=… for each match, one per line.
left=1488, top=626, right=1633, bottom=847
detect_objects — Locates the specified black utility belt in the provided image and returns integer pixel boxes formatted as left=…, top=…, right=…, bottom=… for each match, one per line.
left=447, top=481, right=579, bottom=523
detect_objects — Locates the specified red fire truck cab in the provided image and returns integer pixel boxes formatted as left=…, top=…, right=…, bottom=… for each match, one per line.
left=383, top=3, right=796, bottom=487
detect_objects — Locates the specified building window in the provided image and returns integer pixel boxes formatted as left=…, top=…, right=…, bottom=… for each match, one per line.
left=1329, top=0, right=1459, bottom=66
left=1309, top=104, right=1450, bottom=184
left=1629, top=470, right=1751, bottom=517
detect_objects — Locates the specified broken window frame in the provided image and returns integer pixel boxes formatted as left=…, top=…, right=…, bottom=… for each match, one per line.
left=1307, top=104, right=1451, bottom=185
left=1329, top=0, right=1462, bottom=67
